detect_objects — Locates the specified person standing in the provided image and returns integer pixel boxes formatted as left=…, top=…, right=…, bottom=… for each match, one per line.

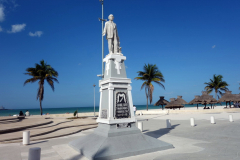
left=25, top=110, right=30, bottom=116
left=133, top=105, right=137, bottom=116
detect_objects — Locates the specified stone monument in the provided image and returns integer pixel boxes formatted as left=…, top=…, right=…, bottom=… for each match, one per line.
left=69, top=14, right=173, bottom=160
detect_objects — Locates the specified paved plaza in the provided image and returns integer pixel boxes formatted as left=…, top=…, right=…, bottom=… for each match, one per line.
left=0, top=112, right=240, bottom=160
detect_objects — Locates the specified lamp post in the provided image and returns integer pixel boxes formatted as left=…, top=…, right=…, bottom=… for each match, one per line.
left=93, top=84, right=96, bottom=117
left=99, top=0, right=106, bottom=79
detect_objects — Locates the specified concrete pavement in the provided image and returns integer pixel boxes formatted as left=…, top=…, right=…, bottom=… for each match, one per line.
left=1, top=112, right=240, bottom=159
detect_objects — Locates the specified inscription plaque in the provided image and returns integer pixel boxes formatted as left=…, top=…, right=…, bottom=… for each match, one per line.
left=101, top=109, right=107, bottom=119
left=115, top=92, right=130, bottom=119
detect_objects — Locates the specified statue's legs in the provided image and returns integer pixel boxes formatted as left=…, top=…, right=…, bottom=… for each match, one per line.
left=107, top=39, right=113, bottom=54
left=113, top=35, right=118, bottom=53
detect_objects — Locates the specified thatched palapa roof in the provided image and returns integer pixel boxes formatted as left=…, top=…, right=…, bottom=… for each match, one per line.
left=175, top=96, right=188, bottom=105
left=165, top=98, right=184, bottom=109
left=188, top=95, right=201, bottom=104
left=154, top=96, right=169, bottom=106
left=198, top=91, right=217, bottom=104
left=218, top=91, right=240, bottom=103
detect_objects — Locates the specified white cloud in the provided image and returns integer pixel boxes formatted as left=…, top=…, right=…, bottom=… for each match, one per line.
left=0, top=26, right=2, bottom=32
left=212, top=45, right=216, bottom=48
left=0, top=4, right=5, bottom=22
left=8, top=23, right=26, bottom=33
left=29, top=31, right=43, bottom=37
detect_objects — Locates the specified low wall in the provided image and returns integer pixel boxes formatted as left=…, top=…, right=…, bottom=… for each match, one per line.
left=136, top=108, right=240, bottom=115
left=46, top=112, right=99, bottom=118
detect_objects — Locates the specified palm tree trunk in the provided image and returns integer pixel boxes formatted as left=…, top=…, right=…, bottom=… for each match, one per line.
left=215, top=91, right=217, bottom=100
left=40, top=100, right=43, bottom=115
left=146, top=95, right=148, bottom=111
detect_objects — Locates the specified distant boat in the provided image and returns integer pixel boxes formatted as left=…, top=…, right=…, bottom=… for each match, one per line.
left=0, top=106, right=8, bottom=110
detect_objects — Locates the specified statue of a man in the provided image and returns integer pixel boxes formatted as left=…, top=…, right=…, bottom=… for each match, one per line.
left=103, top=14, right=121, bottom=54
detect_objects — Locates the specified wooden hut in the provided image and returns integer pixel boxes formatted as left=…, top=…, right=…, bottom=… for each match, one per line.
left=165, top=98, right=184, bottom=110
left=188, top=95, right=201, bottom=109
left=154, top=96, right=169, bottom=110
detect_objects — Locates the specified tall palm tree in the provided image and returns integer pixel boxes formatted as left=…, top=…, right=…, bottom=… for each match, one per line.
left=24, top=60, right=59, bottom=115
left=135, top=64, right=165, bottom=111
left=204, top=74, right=229, bottom=100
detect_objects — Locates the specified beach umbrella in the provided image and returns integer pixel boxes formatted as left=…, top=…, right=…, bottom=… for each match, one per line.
left=218, top=91, right=239, bottom=108
left=175, top=96, right=188, bottom=108
left=236, top=94, right=240, bottom=103
left=165, top=98, right=184, bottom=110
left=154, top=96, right=169, bottom=110
left=188, top=95, right=201, bottom=109
left=199, top=91, right=217, bottom=109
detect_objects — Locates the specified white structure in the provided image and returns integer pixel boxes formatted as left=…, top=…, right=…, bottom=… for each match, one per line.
left=166, top=119, right=171, bottom=128
left=138, top=122, right=143, bottom=132
left=23, top=131, right=30, bottom=145
left=69, top=15, right=173, bottom=160
left=28, top=147, right=41, bottom=160
left=97, top=54, right=136, bottom=124
left=190, top=118, right=195, bottom=127
left=211, top=116, right=215, bottom=124
left=229, top=115, right=234, bottom=122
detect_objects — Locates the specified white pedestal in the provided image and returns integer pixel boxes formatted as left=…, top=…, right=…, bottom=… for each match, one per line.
left=229, top=115, right=233, bottom=122
left=190, top=118, right=195, bottom=127
left=138, top=122, right=143, bottom=131
left=211, top=116, right=215, bottom=124
left=166, top=119, right=171, bottom=128
left=28, top=147, right=41, bottom=160
left=23, top=131, right=30, bottom=145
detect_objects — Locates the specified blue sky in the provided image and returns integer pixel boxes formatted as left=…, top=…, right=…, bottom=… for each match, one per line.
left=0, top=0, right=240, bottom=109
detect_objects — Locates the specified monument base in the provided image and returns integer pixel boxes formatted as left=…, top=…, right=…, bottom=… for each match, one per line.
left=69, top=123, right=174, bottom=160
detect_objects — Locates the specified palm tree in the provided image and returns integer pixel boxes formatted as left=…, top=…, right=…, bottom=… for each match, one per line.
left=204, top=74, right=229, bottom=100
left=24, top=60, right=59, bottom=115
left=135, top=64, right=165, bottom=111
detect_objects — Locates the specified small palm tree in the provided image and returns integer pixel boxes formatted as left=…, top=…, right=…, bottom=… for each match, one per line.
left=24, top=60, right=59, bottom=115
left=135, top=64, right=165, bottom=111
left=204, top=74, right=229, bottom=100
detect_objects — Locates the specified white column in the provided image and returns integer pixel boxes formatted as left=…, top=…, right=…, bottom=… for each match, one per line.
left=127, top=85, right=135, bottom=118
left=28, top=147, right=41, bottom=160
left=211, top=116, right=215, bottom=124
left=98, top=88, right=103, bottom=119
left=23, top=131, right=30, bottom=145
left=108, top=83, right=114, bottom=120
left=166, top=119, right=171, bottom=128
left=190, top=118, right=195, bottom=127
left=229, top=115, right=233, bottom=122
left=138, top=122, right=143, bottom=131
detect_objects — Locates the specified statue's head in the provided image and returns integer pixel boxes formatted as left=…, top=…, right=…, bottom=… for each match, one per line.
left=108, top=14, right=114, bottom=21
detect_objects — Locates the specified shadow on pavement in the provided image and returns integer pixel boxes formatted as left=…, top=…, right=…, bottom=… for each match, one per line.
left=29, top=140, right=48, bottom=145
left=144, top=124, right=180, bottom=139
left=69, top=147, right=109, bottom=160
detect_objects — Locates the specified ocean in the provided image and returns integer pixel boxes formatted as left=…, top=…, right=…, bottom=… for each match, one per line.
left=0, top=103, right=226, bottom=117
